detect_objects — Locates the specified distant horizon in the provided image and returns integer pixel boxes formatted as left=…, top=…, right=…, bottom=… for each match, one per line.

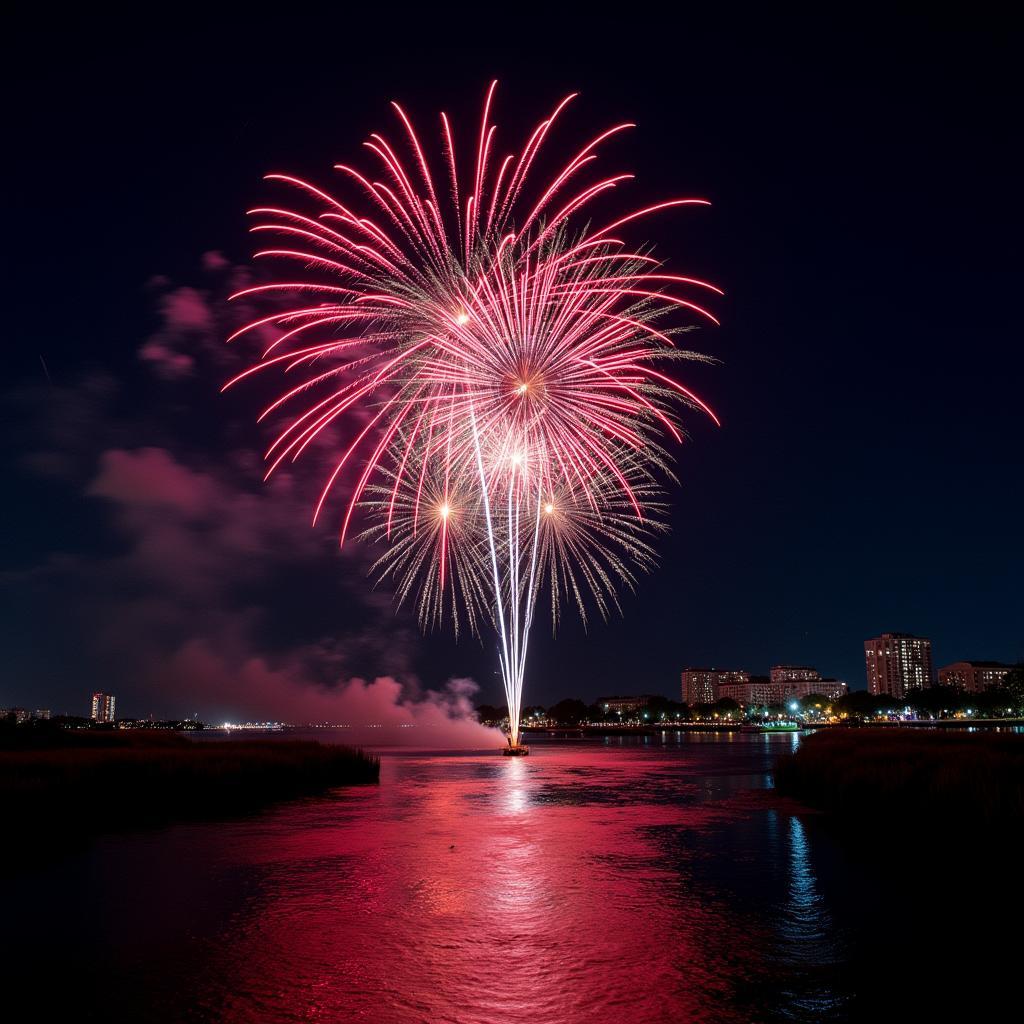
left=11, top=664, right=1022, bottom=724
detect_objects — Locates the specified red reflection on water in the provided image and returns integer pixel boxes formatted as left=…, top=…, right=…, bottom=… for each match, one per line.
left=199, top=744, right=773, bottom=1024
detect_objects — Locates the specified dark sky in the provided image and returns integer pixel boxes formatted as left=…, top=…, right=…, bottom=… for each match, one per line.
left=4, top=11, right=1022, bottom=719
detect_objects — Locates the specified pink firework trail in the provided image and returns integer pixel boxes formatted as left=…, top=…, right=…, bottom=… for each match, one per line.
left=226, top=82, right=720, bottom=747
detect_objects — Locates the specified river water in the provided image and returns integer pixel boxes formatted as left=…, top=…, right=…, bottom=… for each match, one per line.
left=5, top=733, right=1016, bottom=1021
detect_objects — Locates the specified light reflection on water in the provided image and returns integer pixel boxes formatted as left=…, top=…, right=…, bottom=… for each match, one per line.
left=4, top=732, right=1015, bottom=1022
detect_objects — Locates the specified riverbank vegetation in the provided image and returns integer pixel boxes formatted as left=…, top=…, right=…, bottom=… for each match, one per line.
left=774, top=729, right=1024, bottom=831
left=1, top=729, right=379, bottom=844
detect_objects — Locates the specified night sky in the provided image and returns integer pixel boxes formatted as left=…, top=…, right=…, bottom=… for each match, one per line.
left=5, top=12, right=1021, bottom=720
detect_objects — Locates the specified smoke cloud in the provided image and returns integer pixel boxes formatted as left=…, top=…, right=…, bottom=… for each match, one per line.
left=161, top=642, right=501, bottom=746
left=2, top=252, right=498, bottom=742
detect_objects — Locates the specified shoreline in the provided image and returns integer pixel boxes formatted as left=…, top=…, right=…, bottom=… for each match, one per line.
left=774, top=728, right=1024, bottom=833
left=524, top=718, right=1023, bottom=737
left=1, top=731, right=379, bottom=856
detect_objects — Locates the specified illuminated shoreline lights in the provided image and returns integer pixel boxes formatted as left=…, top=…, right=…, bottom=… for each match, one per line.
left=226, top=83, right=720, bottom=748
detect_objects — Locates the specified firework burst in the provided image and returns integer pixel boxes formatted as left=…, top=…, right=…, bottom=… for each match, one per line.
left=226, top=82, right=720, bottom=747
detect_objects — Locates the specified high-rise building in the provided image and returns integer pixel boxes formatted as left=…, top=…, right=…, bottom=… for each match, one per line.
left=864, top=633, right=933, bottom=699
left=681, top=669, right=749, bottom=705
left=91, top=692, right=116, bottom=723
left=937, top=661, right=1013, bottom=694
left=769, top=665, right=821, bottom=685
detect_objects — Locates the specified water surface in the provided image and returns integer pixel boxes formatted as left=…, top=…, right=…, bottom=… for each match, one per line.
left=5, top=733, right=1015, bottom=1021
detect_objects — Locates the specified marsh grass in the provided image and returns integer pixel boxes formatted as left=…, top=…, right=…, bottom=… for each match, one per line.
left=775, top=728, right=1024, bottom=831
left=1, top=731, right=379, bottom=845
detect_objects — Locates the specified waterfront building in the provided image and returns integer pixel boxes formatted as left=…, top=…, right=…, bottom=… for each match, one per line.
left=937, top=661, right=1013, bottom=694
left=864, top=633, right=933, bottom=699
left=815, top=679, right=849, bottom=701
left=717, top=676, right=848, bottom=706
left=33, top=709, right=51, bottom=720
left=91, top=692, right=116, bottom=723
left=597, top=695, right=659, bottom=714
left=717, top=675, right=771, bottom=705
left=769, top=665, right=821, bottom=685
left=681, top=669, right=749, bottom=705
left=768, top=666, right=846, bottom=701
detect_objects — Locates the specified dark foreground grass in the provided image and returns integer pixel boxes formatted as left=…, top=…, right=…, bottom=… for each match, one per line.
left=1, top=731, right=379, bottom=845
left=775, top=728, right=1024, bottom=832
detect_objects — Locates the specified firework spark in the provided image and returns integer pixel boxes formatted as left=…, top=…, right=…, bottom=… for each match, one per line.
left=226, top=82, right=719, bottom=747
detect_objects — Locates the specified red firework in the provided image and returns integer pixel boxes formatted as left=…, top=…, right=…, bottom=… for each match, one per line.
left=225, top=82, right=720, bottom=744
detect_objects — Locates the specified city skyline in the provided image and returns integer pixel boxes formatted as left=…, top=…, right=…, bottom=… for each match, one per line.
left=8, top=633, right=1017, bottom=724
